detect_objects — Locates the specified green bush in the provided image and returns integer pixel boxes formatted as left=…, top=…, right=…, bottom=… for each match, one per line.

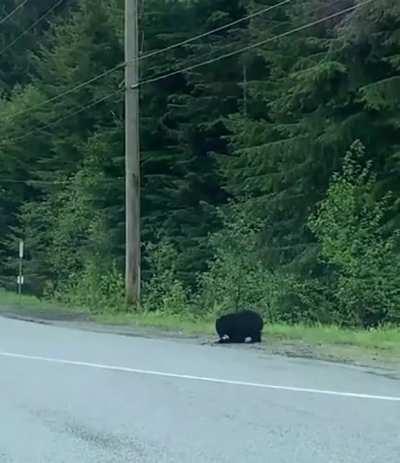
left=54, top=259, right=125, bottom=313
left=267, top=275, right=337, bottom=325
left=196, top=203, right=280, bottom=318
left=195, top=202, right=335, bottom=324
left=309, top=141, right=400, bottom=327
left=142, top=240, right=190, bottom=313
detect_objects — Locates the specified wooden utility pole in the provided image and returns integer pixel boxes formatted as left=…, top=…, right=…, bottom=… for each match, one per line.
left=125, top=0, right=141, bottom=305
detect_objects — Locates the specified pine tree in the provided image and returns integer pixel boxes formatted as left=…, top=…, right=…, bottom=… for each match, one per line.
left=0, top=0, right=123, bottom=291
left=0, top=0, right=74, bottom=90
left=140, top=0, right=247, bottom=284
left=1, top=0, right=246, bottom=292
left=221, top=0, right=400, bottom=278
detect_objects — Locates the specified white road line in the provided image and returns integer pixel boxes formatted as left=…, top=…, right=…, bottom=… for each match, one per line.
left=1, top=351, right=399, bottom=402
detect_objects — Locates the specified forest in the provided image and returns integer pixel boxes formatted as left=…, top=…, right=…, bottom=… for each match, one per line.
left=0, top=0, right=399, bottom=328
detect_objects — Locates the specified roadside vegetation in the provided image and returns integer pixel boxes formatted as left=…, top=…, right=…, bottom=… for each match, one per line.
left=1, top=2, right=399, bottom=362
left=39, top=143, right=400, bottom=328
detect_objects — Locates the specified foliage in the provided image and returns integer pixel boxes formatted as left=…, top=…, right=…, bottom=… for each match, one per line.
left=54, top=260, right=125, bottom=313
left=197, top=202, right=268, bottom=315
left=309, top=141, right=400, bottom=327
left=142, top=240, right=190, bottom=314
left=0, top=0, right=399, bottom=328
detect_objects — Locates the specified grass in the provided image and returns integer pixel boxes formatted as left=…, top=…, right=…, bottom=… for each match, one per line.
left=95, top=311, right=400, bottom=356
left=94, top=311, right=215, bottom=336
left=1, top=289, right=399, bottom=359
left=0, top=290, right=55, bottom=310
left=0, top=289, right=85, bottom=316
left=94, top=313, right=400, bottom=361
left=265, top=323, right=400, bottom=354
left=0, top=289, right=213, bottom=334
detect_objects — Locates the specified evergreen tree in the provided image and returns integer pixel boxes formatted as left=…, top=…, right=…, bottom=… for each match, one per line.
left=1, top=0, right=399, bottom=325
left=222, top=0, right=400, bottom=278
left=140, top=0, right=246, bottom=283
left=0, top=0, right=74, bottom=90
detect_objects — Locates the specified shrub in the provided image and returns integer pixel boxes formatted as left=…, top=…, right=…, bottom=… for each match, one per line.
left=309, top=141, right=400, bottom=327
left=54, top=259, right=125, bottom=313
left=142, top=239, right=189, bottom=313
left=196, top=203, right=270, bottom=316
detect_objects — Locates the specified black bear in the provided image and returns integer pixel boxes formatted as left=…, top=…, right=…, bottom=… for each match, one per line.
left=215, top=310, right=264, bottom=343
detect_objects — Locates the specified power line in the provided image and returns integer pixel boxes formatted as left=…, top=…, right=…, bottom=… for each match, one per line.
left=2, top=0, right=292, bottom=125
left=2, top=0, right=371, bottom=126
left=4, top=88, right=123, bottom=144
left=136, top=0, right=374, bottom=88
left=2, top=0, right=372, bottom=147
left=139, top=0, right=353, bottom=87
left=139, top=0, right=347, bottom=85
left=111, top=0, right=293, bottom=59
left=0, top=0, right=29, bottom=26
left=0, top=178, right=68, bottom=185
left=0, top=176, right=123, bottom=185
left=1, top=90, right=124, bottom=185
left=138, top=0, right=293, bottom=62
left=36, top=88, right=122, bottom=131
left=0, top=63, right=125, bottom=126
left=137, top=0, right=349, bottom=67
left=3, top=62, right=125, bottom=125
left=0, top=0, right=63, bottom=56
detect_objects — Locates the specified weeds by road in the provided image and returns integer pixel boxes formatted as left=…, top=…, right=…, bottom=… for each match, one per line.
left=1, top=290, right=399, bottom=369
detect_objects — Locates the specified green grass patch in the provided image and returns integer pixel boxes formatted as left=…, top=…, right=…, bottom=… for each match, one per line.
left=266, top=323, right=400, bottom=353
left=0, top=289, right=85, bottom=316
left=95, top=312, right=400, bottom=355
left=1, top=289, right=399, bottom=357
left=94, top=311, right=214, bottom=336
left=0, top=289, right=53, bottom=310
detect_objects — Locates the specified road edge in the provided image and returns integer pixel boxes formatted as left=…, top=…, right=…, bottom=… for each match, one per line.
left=1, top=307, right=399, bottom=379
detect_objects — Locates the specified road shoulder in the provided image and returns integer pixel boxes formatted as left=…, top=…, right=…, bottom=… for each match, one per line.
left=1, top=302, right=399, bottom=380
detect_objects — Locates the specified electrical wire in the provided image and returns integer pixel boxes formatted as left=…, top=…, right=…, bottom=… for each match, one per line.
left=2, top=0, right=292, bottom=124
left=0, top=0, right=373, bottom=187
left=0, top=0, right=29, bottom=26
left=0, top=0, right=63, bottom=56
left=138, top=0, right=354, bottom=88
left=138, top=0, right=293, bottom=62
left=1, top=64, right=125, bottom=125
left=0, top=176, right=123, bottom=185
left=1, top=90, right=124, bottom=186
left=2, top=0, right=372, bottom=125
left=0, top=178, right=68, bottom=185
left=6, top=88, right=123, bottom=144
left=9, top=62, right=125, bottom=122
left=136, top=0, right=374, bottom=87
left=3, top=0, right=373, bottom=144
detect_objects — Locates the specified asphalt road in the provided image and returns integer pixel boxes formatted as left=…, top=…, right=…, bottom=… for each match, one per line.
left=0, top=316, right=399, bottom=463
